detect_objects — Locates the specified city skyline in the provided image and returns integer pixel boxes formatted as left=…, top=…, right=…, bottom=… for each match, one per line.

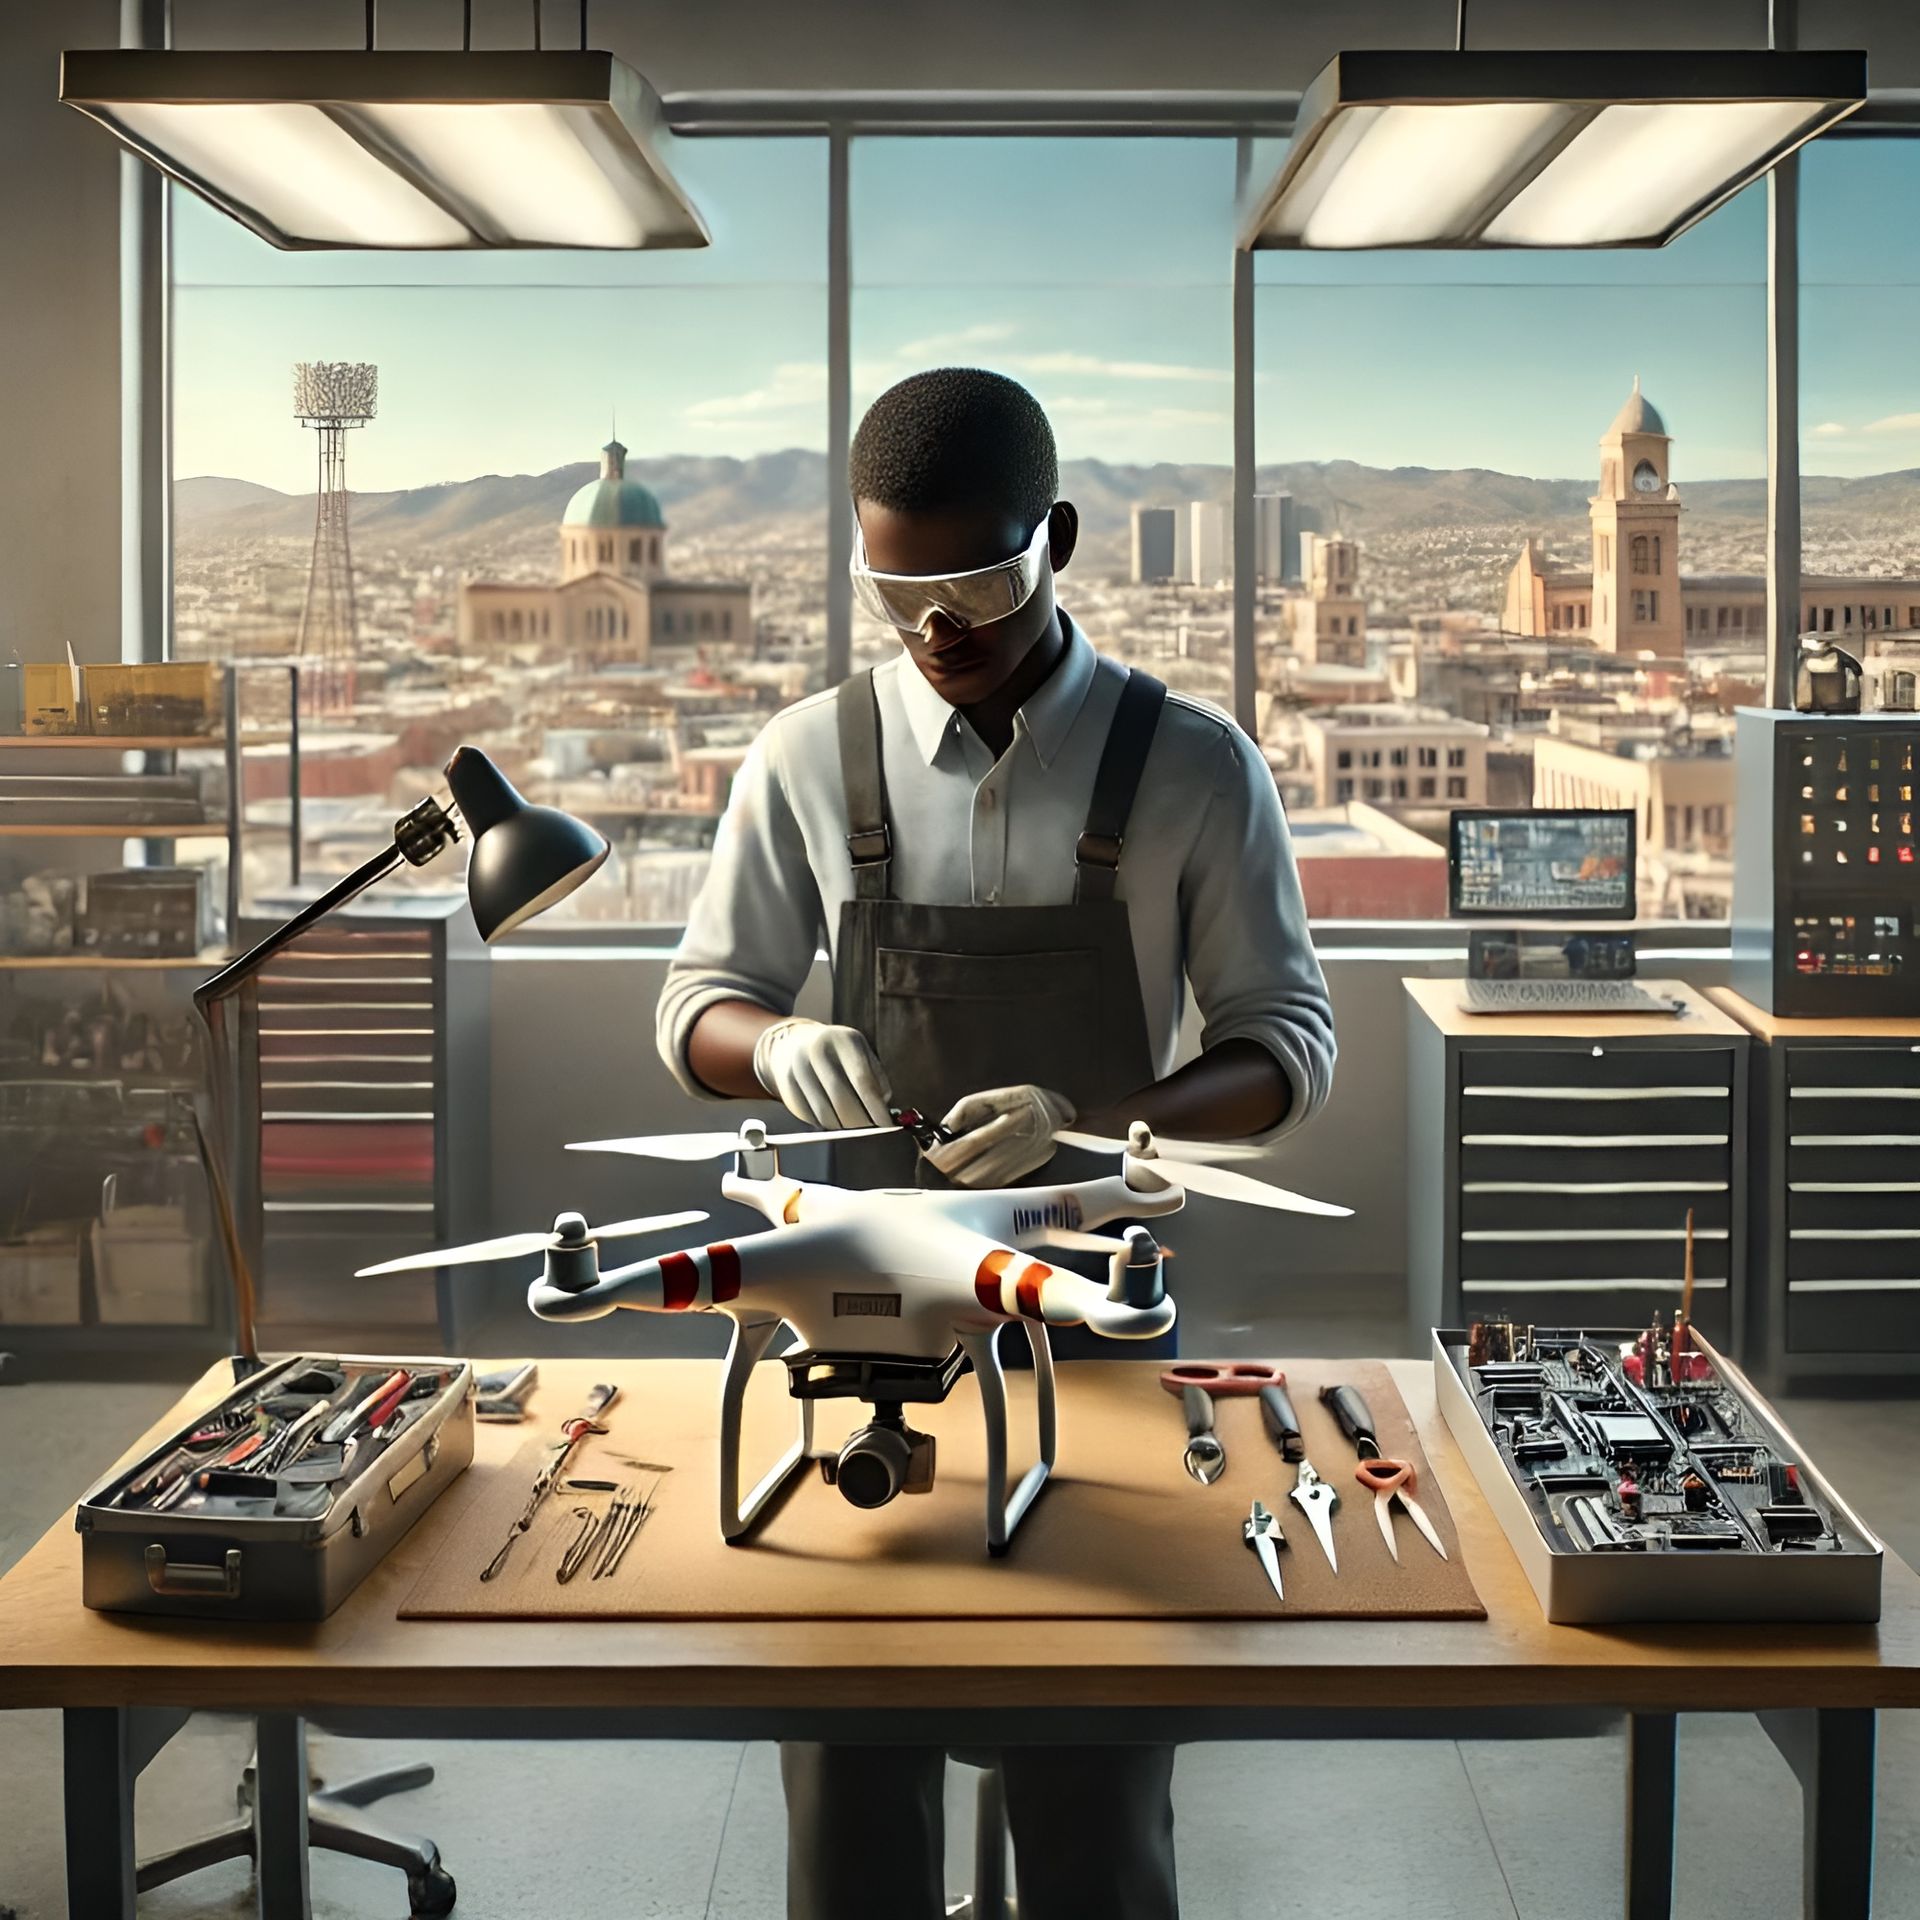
left=173, top=138, right=1920, bottom=494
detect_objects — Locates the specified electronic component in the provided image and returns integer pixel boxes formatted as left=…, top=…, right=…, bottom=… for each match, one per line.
left=1591, top=1413, right=1673, bottom=1460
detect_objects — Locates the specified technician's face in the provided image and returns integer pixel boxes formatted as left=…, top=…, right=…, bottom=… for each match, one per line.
left=855, top=501, right=1074, bottom=709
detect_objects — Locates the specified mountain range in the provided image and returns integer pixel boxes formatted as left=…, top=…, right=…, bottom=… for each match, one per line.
left=174, top=451, right=1920, bottom=563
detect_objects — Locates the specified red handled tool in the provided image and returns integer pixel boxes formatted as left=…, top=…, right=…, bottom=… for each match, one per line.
left=1355, top=1456, right=1448, bottom=1563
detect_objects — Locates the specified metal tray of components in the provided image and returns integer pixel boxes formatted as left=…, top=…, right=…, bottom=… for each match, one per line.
left=1434, top=1327, right=1882, bottom=1623
left=75, top=1351, right=473, bottom=1622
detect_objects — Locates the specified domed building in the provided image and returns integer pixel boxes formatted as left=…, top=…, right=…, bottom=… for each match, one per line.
left=459, top=437, right=752, bottom=663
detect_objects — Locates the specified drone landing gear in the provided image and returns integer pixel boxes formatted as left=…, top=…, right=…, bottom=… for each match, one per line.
left=717, top=1316, right=815, bottom=1545
left=959, top=1321, right=1057, bottom=1557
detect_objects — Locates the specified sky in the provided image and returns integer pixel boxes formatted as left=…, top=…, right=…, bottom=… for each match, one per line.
left=172, top=135, right=1920, bottom=495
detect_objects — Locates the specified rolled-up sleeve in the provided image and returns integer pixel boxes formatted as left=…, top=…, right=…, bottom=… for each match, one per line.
left=656, top=722, right=825, bottom=1099
left=1179, top=726, right=1336, bottom=1139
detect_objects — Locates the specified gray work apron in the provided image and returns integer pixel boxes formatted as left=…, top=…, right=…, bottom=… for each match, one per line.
left=829, top=664, right=1176, bottom=1361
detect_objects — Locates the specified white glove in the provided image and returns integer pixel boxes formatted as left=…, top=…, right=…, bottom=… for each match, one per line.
left=752, top=1018, right=894, bottom=1129
left=925, top=1085, right=1076, bottom=1189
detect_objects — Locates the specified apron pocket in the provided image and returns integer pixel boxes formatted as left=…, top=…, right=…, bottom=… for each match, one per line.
left=874, top=946, right=1101, bottom=1110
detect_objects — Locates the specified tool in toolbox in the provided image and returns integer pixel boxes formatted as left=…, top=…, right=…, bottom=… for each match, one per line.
left=1288, top=1458, right=1340, bottom=1573
left=1243, top=1498, right=1288, bottom=1601
left=1320, top=1381, right=1448, bottom=1562
left=1160, top=1363, right=1290, bottom=1485
left=481, top=1381, right=620, bottom=1582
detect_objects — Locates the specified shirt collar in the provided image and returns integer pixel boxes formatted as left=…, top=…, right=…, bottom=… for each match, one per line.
left=892, top=611, right=1100, bottom=771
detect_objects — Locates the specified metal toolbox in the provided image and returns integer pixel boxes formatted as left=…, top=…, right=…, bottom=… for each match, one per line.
left=75, top=1352, right=473, bottom=1622
left=1434, top=1326, right=1882, bottom=1623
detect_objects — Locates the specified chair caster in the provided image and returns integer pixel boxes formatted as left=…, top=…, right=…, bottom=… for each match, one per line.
left=409, top=1864, right=457, bottom=1916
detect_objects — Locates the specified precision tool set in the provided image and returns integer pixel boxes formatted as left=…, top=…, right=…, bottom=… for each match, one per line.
left=1169, top=1362, right=1447, bottom=1605
left=75, top=1354, right=474, bottom=1620
left=1436, top=1319, right=1884, bottom=1622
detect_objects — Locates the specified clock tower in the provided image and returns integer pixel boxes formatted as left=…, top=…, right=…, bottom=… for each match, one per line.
left=1590, top=377, right=1683, bottom=659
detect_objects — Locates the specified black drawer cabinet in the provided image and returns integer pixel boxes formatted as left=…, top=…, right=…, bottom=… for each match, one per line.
left=1405, top=979, right=1749, bottom=1352
left=1713, top=987, right=1920, bottom=1382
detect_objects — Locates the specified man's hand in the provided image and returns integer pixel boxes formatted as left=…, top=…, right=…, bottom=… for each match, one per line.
left=925, top=1085, right=1076, bottom=1189
left=751, top=1018, right=894, bottom=1129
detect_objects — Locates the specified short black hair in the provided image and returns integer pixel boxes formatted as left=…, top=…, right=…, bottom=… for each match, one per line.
left=850, top=368, right=1057, bottom=530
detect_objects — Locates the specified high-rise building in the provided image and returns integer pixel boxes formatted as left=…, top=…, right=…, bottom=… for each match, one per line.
left=1255, top=490, right=1299, bottom=583
left=1130, top=505, right=1177, bottom=583
left=1189, top=500, right=1228, bottom=586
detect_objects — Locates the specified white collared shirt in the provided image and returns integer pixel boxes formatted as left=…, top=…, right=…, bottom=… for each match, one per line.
left=657, top=615, right=1335, bottom=1135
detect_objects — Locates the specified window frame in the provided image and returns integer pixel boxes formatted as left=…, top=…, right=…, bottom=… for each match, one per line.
left=147, top=95, right=1871, bottom=938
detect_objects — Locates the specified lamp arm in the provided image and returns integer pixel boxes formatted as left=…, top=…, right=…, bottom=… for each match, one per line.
left=192, top=805, right=456, bottom=1367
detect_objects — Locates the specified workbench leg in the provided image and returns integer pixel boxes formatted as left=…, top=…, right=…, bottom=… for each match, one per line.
left=253, top=1711, right=313, bottom=1920
left=1760, top=1707, right=1877, bottom=1920
left=1624, top=1711, right=1677, bottom=1920
left=64, top=1707, right=137, bottom=1920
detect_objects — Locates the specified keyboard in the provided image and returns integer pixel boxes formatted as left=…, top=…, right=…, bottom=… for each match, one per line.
left=1460, top=978, right=1681, bottom=1016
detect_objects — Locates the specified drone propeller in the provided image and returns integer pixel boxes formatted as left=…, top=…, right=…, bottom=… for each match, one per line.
left=355, top=1209, right=708, bottom=1278
left=1055, top=1129, right=1351, bottom=1218
left=566, top=1124, right=896, bottom=1162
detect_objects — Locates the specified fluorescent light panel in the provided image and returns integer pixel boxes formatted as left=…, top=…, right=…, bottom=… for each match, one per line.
left=60, top=50, right=710, bottom=251
left=1245, top=49, right=1867, bottom=250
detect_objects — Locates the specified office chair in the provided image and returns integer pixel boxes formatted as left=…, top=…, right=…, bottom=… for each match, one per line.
left=135, top=1712, right=455, bottom=1917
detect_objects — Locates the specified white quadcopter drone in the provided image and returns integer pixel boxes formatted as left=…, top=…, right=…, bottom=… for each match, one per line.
left=360, top=1112, right=1349, bottom=1555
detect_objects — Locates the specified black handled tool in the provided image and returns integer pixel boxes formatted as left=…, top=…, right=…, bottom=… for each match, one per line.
left=1180, top=1386, right=1225, bottom=1485
left=1319, top=1383, right=1381, bottom=1459
left=1259, top=1383, right=1303, bottom=1462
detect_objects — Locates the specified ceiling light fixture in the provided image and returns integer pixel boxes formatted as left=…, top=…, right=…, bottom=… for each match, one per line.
left=1241, top=49, right=1865, bottom=250
left=60, top=47, right=710, bottom=251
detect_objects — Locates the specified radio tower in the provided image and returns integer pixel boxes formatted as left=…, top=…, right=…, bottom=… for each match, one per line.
left=292, top=361, right=377, bottom=715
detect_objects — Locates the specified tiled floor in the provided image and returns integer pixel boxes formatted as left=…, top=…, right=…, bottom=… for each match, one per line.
left=2, top=1310, right=1915, bottom=1918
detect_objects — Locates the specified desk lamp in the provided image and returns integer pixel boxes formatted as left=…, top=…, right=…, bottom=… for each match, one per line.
left=191, top=745, right=608, bottom=1366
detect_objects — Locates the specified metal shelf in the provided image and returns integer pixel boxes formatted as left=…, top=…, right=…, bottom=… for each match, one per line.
left=0, top=732, right=288, bottom=749
left=0, top=821, right=219, bottom=837
left=0, top=949, right=226, bottom=970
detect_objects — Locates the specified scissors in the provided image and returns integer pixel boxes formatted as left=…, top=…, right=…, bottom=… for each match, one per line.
left=1355, top=1457, right=1449, bottom=1563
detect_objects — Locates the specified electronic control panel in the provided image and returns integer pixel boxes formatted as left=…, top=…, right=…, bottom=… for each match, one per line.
left=1733, top=708, right=1920, bottom=1014
left=1435, top=1323, right=1882, bottom=1621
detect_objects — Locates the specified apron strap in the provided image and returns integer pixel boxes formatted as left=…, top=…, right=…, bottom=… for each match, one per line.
left=836, top=668, right=893, bottom=901
left=1075, top=668, right=1169, bottom=904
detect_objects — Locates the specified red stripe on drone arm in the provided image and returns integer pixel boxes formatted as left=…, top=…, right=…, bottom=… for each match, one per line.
left=1015, top=1262, right=1050, bottom=1322
left=659, top=1251, right=701, bottom=1310
left=707, top=1242, right=741, bottom=1303
left=974, top=1247, right=1016, bottom=1316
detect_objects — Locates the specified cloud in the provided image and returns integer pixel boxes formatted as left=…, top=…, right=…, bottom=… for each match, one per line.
left=1866, top=412, right=1920, bottom=435
left=1044, top=395, right=1228, bottom=427
left=680, top=361, right=825, bottom=424
left=1008, top=350, right=1229, bottom=385
left=1809, top=421, right=1850, bottom=438
left=888, top=321, right=1019, bottom=361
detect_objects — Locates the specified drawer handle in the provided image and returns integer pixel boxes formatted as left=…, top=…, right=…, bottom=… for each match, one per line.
left=1462, top=1133, right=1729, bottom=1148
left=1463, top=1086, right=1726, bottom=1101
left=144, top=1545, right=241, bottom=1599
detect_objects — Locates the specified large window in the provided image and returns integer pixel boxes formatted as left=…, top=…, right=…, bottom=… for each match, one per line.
left=853, top=137, right=1238, bottom=711
left=1800, top=141, right=1920, bottom=681
left=172, top=139, right=828, bottom=927
left=1255, top=187, right=1765, bottom=921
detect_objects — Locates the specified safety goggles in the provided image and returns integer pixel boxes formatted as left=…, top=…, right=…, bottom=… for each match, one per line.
left=849, top=516, right=1052, bottom=634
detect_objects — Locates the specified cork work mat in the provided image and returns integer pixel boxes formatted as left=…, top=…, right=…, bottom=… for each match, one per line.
left=399, top=1358, right=1483, bottom=1622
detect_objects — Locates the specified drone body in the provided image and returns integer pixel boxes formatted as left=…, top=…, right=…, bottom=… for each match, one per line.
left=362, top=1117, right=1348, bottom=1555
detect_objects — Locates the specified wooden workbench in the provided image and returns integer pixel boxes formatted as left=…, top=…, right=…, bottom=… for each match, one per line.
left=4, top=1358, right=1916, bottom=1918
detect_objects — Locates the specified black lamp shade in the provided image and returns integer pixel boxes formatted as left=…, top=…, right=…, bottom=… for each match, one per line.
left=445, top=746, right=609, bottom=941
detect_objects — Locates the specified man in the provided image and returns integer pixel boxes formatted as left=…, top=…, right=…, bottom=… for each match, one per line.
left=658, top=368, right=1334, bottom=1918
